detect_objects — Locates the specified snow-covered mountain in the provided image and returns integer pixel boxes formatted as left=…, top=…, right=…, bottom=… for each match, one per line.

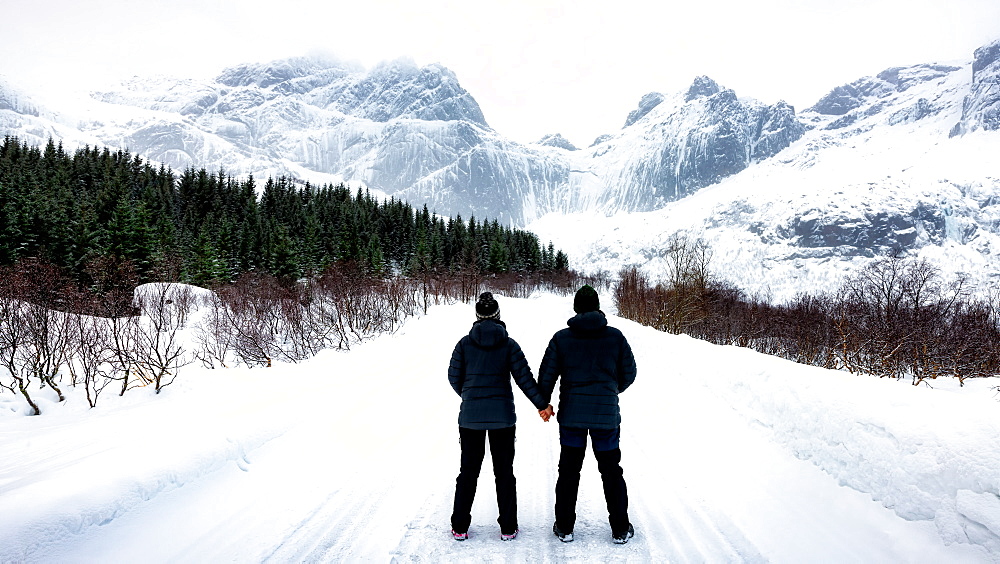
left=0, top=54, right=804, bottom=225
left=531, top=39, right=1000, bottom=300
left=2, top=40, right=1000, bottom=298
left=556, top=76, right=804, bottom=214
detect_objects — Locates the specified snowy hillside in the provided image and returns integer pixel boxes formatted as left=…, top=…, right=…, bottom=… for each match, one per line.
left=531, top=44, right=1000, bottom=301
left=1, top=292, right=998, bottom=562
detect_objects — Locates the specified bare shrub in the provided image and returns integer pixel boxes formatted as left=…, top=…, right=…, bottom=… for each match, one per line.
left=614, top=267, right=654, bottom=326
left=193, top=292, right=235, bottom=368
left=212, top=272, right=291, bottom=366
left=0, top=261, right=80, bottom=413
left=317, top=263, right=421, bottom=344
left=133, top=284, right=192, bottom=393
left=0, top=274, right=40, bottom=414
left=105, top=311, right=147, bottom=395
left=64, top=296, right=114, bottom=408
left=615, top=249, right=1000, bottom=384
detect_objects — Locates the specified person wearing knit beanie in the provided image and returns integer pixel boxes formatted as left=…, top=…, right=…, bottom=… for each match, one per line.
left=538, top=284, right=637, bottom=544
left=573, top=285, right=600, bottom=314
left=476, top=292, right=500, bottom=320
left=447, top=291, right=552, bottom=542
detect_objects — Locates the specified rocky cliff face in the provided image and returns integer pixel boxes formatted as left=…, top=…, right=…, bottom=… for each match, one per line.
left=951, top=39, right=1000, bottom=135
left=570, top=76, right=805, bottom=212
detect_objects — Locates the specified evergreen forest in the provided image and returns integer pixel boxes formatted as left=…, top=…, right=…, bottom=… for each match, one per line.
left=0, top=136, right=569, bottom=291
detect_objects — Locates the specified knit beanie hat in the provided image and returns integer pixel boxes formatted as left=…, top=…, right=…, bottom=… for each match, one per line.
left=476, top=292, right=500, bottom=319
left=573, top=284, right=600, bottom=313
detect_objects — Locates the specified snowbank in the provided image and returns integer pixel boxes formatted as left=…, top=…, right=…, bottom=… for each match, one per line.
left=671, top=334, right=1000, bottom=552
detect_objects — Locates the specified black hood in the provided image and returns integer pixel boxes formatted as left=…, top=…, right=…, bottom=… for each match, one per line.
left=567, top=311, right=607, bottom=336
left=469, top=318, right=508, bottom=349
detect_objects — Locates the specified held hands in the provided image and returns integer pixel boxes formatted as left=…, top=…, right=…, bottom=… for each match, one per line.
left=538, top=404, right=555, bottom=422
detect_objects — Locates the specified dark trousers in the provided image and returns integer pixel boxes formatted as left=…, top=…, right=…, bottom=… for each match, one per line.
left=451, top=425, right=517, bottom=534
left=555, top=428, right=629, bottom=534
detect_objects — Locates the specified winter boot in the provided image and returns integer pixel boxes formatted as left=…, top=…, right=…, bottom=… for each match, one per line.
left=612, top=523, right=634, bottom=544
left=553, top=522, right=574, bottom=542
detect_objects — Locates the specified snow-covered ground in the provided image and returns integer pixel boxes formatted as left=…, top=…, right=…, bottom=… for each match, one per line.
left=2, top=292, right=1000, bottom=562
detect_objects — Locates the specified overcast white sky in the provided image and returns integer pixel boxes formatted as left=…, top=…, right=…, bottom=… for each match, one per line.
left=2, top=0, right=1000, bottom=148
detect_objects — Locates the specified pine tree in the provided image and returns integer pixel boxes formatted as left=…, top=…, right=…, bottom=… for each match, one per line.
left=487, top=238, right=510, bottom=273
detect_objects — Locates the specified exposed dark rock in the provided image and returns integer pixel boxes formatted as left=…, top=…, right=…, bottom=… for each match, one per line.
left=825, top=112, right=858, bottom=130
left=790, top=203, right=946, bottom=254
left=685, top=76, right=721, bottom=101
left=953, top=39, right=1000, bottom=135
left=888, top=98, right=935, bottom=125
left=751, top=101, right=806, bottom=161
left=813, top=63, right=962, bottom=120
left=809, top=78, right=894, bottom=115
left=972, top=41, right=1000, bottom=83
left=877, top=64, right=962, bottom=91
left=624, top=92, right=664, bottom=127
left=590, top=133, right=613, bottom=147
left=810, top=84, right=866, bottom=115
left=537, top=133, right=578, bottom=151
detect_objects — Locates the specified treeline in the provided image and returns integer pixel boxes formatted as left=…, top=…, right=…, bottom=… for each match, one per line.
left=0, top=136, right=569, bottom=290
left=615, top=235, right=1000, bottom=384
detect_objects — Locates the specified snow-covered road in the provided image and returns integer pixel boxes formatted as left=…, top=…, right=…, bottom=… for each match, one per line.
left=2, top=293, right=998, bottom=562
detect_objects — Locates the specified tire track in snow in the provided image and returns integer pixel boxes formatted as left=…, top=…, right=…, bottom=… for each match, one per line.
left=262, top=484, right=393, bottom=562
left=623, top=423, right=765, bottom=563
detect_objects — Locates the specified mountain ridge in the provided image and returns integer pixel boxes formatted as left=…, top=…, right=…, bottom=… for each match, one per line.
left=1, top=57, right=809, bottom=225
left=3, top=39, right=1000, bottom=298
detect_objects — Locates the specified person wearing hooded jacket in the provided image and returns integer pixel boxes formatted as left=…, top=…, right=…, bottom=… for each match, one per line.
left=537, top=284, right=638, bottom=544
left=448, top=292, right=552, bottom=542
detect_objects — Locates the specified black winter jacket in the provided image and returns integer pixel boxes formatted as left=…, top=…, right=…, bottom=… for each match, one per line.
left=537, top=311, right=637, bottom=429
left=448, top=319, right=548, bottom=430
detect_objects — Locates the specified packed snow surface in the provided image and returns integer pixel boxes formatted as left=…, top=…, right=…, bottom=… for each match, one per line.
left=2, top=292, right=999, bottom=562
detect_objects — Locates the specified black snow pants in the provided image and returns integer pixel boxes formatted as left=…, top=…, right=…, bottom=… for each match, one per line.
left=451, top=425, right=518, bottom=535
left=554, top=442, right=629, bottom=534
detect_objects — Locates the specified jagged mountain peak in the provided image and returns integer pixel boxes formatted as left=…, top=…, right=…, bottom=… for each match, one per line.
left=685, top=76, right=722, bottom=101
left=623, top=77, right=738, bottom=130
left=807, top=62, right=963, bottom=116
left=216, top=55, right=360, bottom=88
left=536, top=133, right=578, bottom=151
left=338, top=58, right=487, bottom=125
left=585, top=73, right=806, bottom=210
left=623, top=92, right=665, bottom=128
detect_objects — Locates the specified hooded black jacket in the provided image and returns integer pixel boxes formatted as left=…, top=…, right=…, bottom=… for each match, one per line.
left=537, top=311, right=637, bottom=429
left=448, top=319, right=548, bottom=430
